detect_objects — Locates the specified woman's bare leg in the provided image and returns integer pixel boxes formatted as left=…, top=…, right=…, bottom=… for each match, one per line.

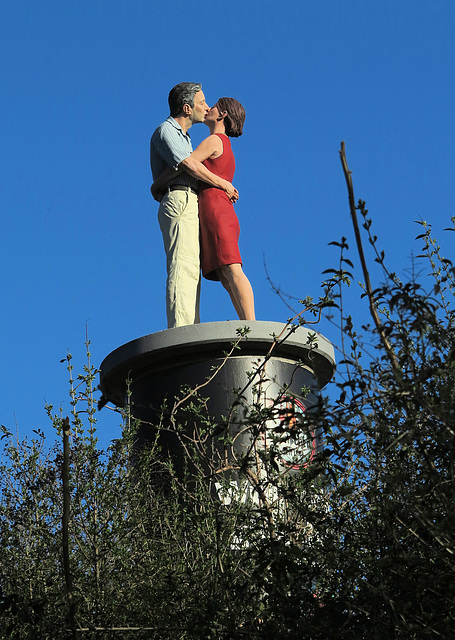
left=216, top=263, right=255, bottom=320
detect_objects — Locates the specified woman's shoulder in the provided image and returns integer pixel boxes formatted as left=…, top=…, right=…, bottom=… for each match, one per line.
left=208, top=133, right=226, bottom=158
left=214, top=133, right=232, bottom=150
left=207, top=133, right=225, bottom=148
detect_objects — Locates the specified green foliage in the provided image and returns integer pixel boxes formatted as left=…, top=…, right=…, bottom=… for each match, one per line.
left=1, top=216, right=455, bottom=638
left=318, top=213, right=455, bottom=637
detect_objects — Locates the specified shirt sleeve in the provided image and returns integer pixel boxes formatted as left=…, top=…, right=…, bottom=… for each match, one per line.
left=152, top=122, right=192, bottom=170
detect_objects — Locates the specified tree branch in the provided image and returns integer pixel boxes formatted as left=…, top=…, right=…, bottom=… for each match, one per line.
left=62, top=416, right=77, bottom=637
left=339, top=141, right=399, bottom=371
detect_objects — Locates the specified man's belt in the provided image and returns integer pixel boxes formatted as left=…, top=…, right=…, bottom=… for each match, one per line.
left=167, top=185, right=198, bottom=196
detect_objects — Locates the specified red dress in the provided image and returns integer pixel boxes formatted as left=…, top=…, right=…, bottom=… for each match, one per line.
left=198, top=133, right=242, bottom=281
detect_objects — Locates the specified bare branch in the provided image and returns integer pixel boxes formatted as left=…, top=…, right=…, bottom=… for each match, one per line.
left=339, top=141, right=399, bottom=371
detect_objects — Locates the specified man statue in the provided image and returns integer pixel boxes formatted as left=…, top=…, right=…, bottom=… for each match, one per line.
left=150, top=82, right=238, bottom=328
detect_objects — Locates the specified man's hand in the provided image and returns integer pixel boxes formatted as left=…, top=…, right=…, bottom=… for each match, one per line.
left=224, top=181, right=239, bottom=203
left=150, top=184, right=163, bottom=202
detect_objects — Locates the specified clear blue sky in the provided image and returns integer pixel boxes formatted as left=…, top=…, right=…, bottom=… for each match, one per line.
left=1, top=0, right=454, bottom=448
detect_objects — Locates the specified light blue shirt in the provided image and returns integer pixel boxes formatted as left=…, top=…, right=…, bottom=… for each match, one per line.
left=150, top=116, right=198, bottom=190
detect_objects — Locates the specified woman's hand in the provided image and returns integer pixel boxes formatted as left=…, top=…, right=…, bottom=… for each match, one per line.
left=224, top=181, right=239, bottom=202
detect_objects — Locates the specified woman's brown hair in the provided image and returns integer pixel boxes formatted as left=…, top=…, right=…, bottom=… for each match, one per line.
left=215, top=97, right=245, bottom=137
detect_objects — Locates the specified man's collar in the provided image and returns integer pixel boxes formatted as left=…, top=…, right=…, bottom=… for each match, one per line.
left=167, top=116, right=191, bottom=137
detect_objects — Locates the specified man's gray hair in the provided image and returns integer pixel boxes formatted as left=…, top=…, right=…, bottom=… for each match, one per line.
left=168, top=82, right=202, bottom=117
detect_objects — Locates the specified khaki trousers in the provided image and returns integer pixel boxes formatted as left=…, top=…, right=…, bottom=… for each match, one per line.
left=158, top=190, right=201, bottom=328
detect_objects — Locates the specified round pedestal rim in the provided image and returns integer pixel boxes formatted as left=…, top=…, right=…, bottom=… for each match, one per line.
left=100, top=320, right=336, bottom=407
